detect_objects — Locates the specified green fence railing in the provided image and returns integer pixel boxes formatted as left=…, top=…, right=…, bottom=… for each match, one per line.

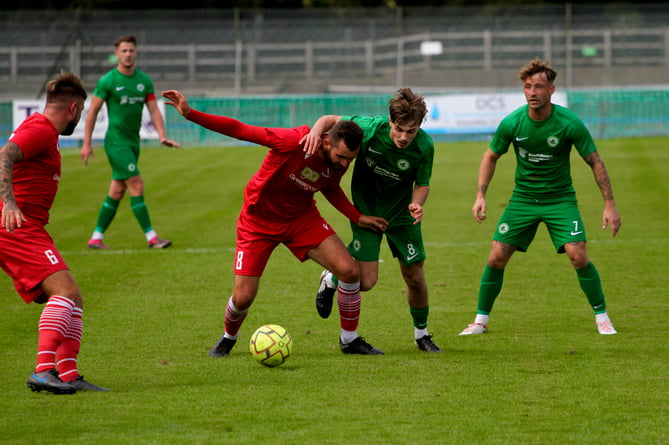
left=2, top=88, right=668, bottom=147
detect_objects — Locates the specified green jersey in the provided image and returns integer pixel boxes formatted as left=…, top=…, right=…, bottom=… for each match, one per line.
left=491, top=103, right=597, bottom=203
left=93, top=68, right=155, bottom=147
left=343, top=115, right=434, bottom=226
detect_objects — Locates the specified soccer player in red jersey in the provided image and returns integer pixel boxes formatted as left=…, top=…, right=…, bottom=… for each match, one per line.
left=162, top=89, right=389, bottom=356
left=0, top=72, right=108, bottom=394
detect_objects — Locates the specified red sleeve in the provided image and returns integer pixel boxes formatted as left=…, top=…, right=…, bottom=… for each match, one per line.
left=321, top=186, right=362, bottom=224
left=10, top=118, right=53, bottom=160
left=186, top=109, right=309, bottom=149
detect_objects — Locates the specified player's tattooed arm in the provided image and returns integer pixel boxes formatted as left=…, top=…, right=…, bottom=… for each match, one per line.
left=584, top=151, right=615, bottom=201
left=0, top=142, right=23, bottom=203
left=584, top=150, right=621, bottom=236
left=0, top=142, right=26, bottom=232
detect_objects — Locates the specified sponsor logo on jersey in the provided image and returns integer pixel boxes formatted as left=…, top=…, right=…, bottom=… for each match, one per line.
left=365, top=157, right=402, bottom=181
left=289, top=173, right=319, bottom=192
left=518, top=148, right=554, bottom=163
left=300, top=167, right=320, bottom=182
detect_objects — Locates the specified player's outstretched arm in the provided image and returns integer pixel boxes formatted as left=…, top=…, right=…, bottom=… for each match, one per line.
left=162, top=90, right=192, bottom=117
left=163, top=90, right=270, bottom=146
left=301, top=115, right=341, bottom=155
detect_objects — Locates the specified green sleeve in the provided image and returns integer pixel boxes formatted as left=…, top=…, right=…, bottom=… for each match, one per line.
left=490, top=115, right=513, bottom=155
left=93, top=71, right=111, bottom=101
left=570, top=116, right=597, bottom=158
left=342, top=115, right=386, bottom=148
left=415, top=131, right=434, bottom=186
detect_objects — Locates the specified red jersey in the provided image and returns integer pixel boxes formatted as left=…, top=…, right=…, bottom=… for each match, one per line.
left=187, top=110, right=361, bottom=226
left=3, top=113, right=61, bottom=226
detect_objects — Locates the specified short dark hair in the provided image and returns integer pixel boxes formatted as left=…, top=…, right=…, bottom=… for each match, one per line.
left=45, top=71, right=87, bottom=104
left=329, top=120, right=363, bottom=152
left=519, top=58, right=557, bottom=83
left=115, top=35, right=137, bottom=48
left=389, top=88, right=427, bottom=126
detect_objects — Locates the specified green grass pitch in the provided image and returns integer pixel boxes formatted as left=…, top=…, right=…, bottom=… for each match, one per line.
left=0, top=137, right=667, bottom=444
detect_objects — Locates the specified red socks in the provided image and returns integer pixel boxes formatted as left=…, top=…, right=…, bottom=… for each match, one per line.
left=337, top=281, right=361, bottom=332
left=35, top=296, right=84, bottom=382
left=224, top=297, right=248, bottom=338
left=57, top=307, right=83, bottom=382
left=36, top=296, right=74, bottom=373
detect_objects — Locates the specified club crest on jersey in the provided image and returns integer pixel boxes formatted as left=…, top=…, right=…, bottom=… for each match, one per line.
left=547, top=136, right=560, bottom=147
left=137, top=83, right=145, bottom=92
left=397, top=159, right=410, bottom=170
left=300, top=167, right=320, bottom=182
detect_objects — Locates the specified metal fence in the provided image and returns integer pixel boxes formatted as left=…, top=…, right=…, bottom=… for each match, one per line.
left=1, top=4, right=668, bottom=97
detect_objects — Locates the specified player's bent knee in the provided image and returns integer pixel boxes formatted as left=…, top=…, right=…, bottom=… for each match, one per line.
left=360, top=278, right=376, bottom=292
left=333, top=263, right=360, bottom=284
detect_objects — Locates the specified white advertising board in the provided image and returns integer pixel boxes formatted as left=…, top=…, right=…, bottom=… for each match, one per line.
left=423, top=92, right=568, bottom=135
left=12, top=99, right=164, bottom=141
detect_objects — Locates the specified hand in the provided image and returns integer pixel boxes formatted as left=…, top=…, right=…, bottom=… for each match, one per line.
left=602, top=204, right=622, bottom=237
left=1, top=202, right=26, bottom=233
left=161, top=90, right=191, bottom=117
left=357, top=215, right=388, bottom=232
left=472, top=197, right=487, bottom=223
left=161, top=138, right=180, bottom=148
left=408, top=202, right=423, bottom=224
left=80, top=143, right=94, bottom=165
left=300, top=132, right=322, bottom=155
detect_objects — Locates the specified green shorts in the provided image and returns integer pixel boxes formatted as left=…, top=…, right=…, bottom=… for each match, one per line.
left=348, top=221, right=425, bottom=265
left=493, top=199, right=587, bottom=253
left=105, top=144, right=141, bottom=180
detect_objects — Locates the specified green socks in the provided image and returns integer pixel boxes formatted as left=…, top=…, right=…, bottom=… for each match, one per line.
left=410, top=305, right=429, bottom=330
left=94, top=196, right=119, bottom=233
left=477, top=265, right=504, bottom=315
left=130, top=195, right=153, bottom=233
left=576, top=262, right=607, bottom=314
left=471, top=262, right=606, bottom=317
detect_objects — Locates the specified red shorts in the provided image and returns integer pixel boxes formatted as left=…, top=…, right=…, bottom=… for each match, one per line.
left=0, top=221, right=68, bottom=303
left=234, top=208, right=335, bottom=277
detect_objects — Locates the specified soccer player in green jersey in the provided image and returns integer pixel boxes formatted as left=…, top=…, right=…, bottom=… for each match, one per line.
left=303, top=88, right=441, bottom=353
left=459, top=58, right=622, bottom=336
left=80, top=35, right=179, bottom=250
